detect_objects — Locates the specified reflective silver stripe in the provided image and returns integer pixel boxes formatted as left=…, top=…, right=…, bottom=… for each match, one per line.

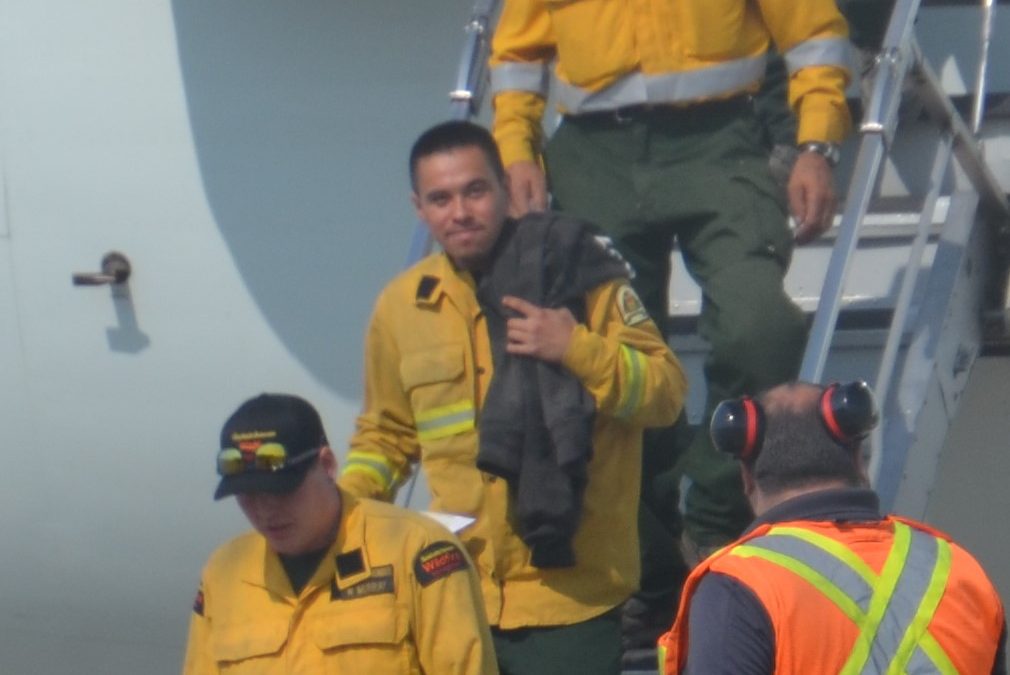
left=860, top=528, right=939, bottom=675
left=555, top=56, right=766, bottom=113
left=490, top=61, right=550, bottom=96
left=746, top=527, right=950, bottom=674
left=783, top=37, right=853, bottom=75
left=907, top=646, right=939, bottom=674
left=746, top=533, right=874, bottom=612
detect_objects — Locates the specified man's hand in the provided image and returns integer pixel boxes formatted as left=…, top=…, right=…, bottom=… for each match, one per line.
left=502, top=296, right=576, bottom=363
left=787, top=151, right=837, bottom=244
left=506, top=161, right=548, bottom=218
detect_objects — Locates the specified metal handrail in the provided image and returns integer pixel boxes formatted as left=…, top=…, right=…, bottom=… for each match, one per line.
left=399, top=0, right=501, bottom=507
left=798, top=0, right=923, bottom=382
left=795, top=0, right=1010, bottom=490
left=971, top=0, right=997, bottom=135
left=800, top=0, right=1009, bottom=384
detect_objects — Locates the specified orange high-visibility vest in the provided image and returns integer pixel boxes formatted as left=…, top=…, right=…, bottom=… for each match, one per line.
left=659, top=515, right=1004, bottom=674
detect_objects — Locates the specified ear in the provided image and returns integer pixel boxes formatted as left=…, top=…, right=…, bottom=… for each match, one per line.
left=319, top=446, right=337, bottom=480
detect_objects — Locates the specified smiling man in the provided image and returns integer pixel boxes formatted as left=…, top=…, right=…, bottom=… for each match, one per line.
left=339, top=120, right=688, bottom=675
left=182, top=393, right=497, bottom=675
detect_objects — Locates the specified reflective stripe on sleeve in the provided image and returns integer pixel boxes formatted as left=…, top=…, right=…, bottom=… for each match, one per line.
left=342, top=450, right=401, bottom=494
left=730, top=522, right=956, bottom=674
left=616, top=344, right=646, bottom=419
left=490, top=61, right=550, bottom=97
left=555, top=56, right=765, bottom=113
left=416, top=400, right=476, bottom=441
left=783, top=37, right=853, bottom=75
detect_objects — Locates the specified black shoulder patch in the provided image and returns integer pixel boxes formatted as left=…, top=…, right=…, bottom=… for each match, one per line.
left=416, top=275, right=440, bottom=302
left=192, top=587, right=205, bottom=616
left=414, top=541, right=468, bottom=587
left=331, top=564, right=395, bottom=600
left=335, top=549, right=365, bottom=579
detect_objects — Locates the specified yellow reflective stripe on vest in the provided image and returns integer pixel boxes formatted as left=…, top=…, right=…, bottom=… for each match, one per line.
left=342, top=450, right=401, bottom=494
left=616, top=344, right=646, bottom=419
left=890, top=538, right=955, bottom=674
left=841, top=523, right=912, bottom=675
left=656, top=643, right=667, bottom=674
left=770, top=526, right=877, bottom=584
left=416, top=401, right=475, bottom=441
left=733, top=543, right=865, bottom=622
left=733, top=522, right=956, bottom=674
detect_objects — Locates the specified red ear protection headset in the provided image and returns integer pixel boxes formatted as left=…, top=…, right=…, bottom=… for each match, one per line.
left=709, top=381, right=879, bottom=460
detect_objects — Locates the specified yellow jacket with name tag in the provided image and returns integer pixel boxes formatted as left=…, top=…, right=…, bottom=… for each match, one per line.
left=181, top=491, right=497, bottom=674
left=340, top=249, right=687, bottom=629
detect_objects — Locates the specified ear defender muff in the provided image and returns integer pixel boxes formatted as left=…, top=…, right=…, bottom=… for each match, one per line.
left=710, top=396, right=766, bottom=461
left=819, top=381, right=879, bottom=445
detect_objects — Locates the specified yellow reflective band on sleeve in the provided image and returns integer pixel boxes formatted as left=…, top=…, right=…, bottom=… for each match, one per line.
left=889, top=538, right=955, bottom=675
left=656, top=643, right=667, bottom=674
left=342, top=451, right=401, bottom=494
left=415, top=401, right=475, bottom=441
left=616, top=344, right=646, bottom=419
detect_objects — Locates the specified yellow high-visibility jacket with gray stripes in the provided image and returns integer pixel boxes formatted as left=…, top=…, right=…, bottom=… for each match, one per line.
left=340, top=250, right=687, bottom=629
left=490, top=0, right=853, bottom=167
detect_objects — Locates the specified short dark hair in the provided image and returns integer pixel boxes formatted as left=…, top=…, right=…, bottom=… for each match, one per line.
left=749, top=385, right=864, bottom=494
left=409, top=120, right=506, bottom=191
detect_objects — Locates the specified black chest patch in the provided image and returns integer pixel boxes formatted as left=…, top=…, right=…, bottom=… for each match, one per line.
left=335, top=549, right=365, bottom=579
left=331, top=564, right=395, bottom=600
left=416, top=275, right=440, bottom=302
left=414, top=541, right=469, bottom=587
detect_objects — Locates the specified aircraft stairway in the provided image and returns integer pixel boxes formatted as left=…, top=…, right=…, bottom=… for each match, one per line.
left=425, top=1, right=1010, bottom=673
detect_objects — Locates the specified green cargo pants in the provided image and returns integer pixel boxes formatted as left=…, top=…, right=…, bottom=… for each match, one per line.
left=491, top=609, right=621, bottom=675
left=545, top=100, right=808, bottom=566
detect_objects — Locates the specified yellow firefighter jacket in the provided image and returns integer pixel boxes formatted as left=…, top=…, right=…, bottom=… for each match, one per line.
left=181, top=490, right=498, bottom=674
left=489, top=0, right=853, bottom=166
left=340, top=251, right=688, bottom=629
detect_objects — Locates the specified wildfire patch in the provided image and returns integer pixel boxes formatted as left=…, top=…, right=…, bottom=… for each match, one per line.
left=332, top=565, right=395, bottom=600
left=192, top=587, right=205, bottom=616
left=414, top=541, right=468, bottom=587
left=616, top=285, right=650, bottom=326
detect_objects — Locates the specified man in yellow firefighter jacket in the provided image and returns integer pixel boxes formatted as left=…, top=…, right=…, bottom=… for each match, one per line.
left=182, top=393, right=498, bottom=674
left=339, top=120, right=688, bottom=674
left=658, top=381, right=1007, bottom=674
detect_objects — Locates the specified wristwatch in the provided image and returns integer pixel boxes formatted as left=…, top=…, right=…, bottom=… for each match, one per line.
left=797, top=141, right=841, bottom=168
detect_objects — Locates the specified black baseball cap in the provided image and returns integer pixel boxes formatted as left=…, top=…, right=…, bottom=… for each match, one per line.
left=214, top=393, right=328, bottom=500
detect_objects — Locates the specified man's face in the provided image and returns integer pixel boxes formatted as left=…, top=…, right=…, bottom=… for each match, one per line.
left=411, top=145, right=510, bottom=271
left=236, top=451, right=338, bottom=555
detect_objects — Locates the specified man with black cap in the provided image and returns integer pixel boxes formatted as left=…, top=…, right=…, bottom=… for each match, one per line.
left=658, top=381, right=1007, bottom=674
left=182, top=393, right=499, bottom=675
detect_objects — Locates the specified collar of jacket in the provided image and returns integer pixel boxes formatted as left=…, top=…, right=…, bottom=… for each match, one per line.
left=744, top=487, right=881, bottom=536
left=414, top=254, right=478, bottom=309
left=237, top=489, right=373, bottom=597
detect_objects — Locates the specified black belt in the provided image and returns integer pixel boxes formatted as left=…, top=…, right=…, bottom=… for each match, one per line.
left=568, top=95, right=752, bottom=124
